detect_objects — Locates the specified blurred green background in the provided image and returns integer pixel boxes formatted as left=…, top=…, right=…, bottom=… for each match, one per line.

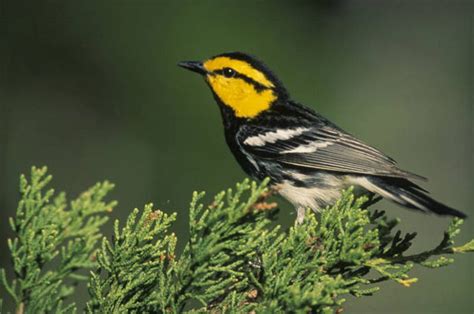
left=1, top=0, right=472, bottom=312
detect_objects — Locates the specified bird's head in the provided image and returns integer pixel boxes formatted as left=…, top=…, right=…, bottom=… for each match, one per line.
left=178, top=52, right=288, bottom=119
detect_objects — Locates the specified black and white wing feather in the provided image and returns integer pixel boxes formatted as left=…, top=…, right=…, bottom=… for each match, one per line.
left=238, top=124, right=425, bottom=181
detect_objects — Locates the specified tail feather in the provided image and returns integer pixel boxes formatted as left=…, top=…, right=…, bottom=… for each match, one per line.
left=353, top=177, right=467, bottom=219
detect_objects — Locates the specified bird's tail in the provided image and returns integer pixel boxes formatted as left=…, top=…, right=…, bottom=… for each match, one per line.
left=354, top=176, right=467, bottom=219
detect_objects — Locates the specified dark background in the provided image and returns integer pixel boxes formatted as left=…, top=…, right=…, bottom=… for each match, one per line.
left=1, top=1, right=472, bottom=312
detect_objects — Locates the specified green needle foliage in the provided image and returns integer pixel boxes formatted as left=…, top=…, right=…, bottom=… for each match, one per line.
left=1, top=167, right=473, bottom=313
left=0, top=167, right=117, bottom=314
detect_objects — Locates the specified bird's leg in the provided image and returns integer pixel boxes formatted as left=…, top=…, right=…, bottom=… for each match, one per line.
left=296, top=207, right=306, bottom=224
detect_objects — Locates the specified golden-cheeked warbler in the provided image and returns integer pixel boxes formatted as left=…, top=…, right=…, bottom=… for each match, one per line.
left=178, top=52, right=466, bottom=223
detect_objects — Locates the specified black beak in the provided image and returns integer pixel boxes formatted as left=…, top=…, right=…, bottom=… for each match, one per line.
left=178, top=60, right=207, bottom=75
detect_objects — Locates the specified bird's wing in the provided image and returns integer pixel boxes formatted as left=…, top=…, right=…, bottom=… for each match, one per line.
left=237, top=124, right=426, bottom=181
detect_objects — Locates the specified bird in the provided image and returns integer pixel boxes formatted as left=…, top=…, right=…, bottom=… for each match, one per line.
left=178, top=52, right=466, bottom=223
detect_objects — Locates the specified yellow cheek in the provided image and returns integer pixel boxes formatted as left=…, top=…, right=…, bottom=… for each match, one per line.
left=207, top=76, right=276, bottom=118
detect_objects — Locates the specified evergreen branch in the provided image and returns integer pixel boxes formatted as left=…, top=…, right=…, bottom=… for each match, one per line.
left=0, top=166, right=116, bottom=314
left=1, top=167, right=472, bottom=313
left=86, top=204, right=178, bottom=313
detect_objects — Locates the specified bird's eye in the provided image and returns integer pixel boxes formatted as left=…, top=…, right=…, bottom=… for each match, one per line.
left=222, top=67, right=236, bottom=78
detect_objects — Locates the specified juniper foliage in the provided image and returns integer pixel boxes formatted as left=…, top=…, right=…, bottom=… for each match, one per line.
left=0, top=167, right=117, bottom=313
left=1, top=167, right=473, bottom=313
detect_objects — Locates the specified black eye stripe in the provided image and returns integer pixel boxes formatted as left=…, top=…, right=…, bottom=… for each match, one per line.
left=239, top=74, right=267, bottom=92
left=214, top=68, right=268, bottom=92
